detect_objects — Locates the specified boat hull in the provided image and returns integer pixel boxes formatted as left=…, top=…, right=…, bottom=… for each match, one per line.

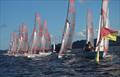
left=6, top=50, right=52, bottom=58
left=26, top=52, right=52, bottom=58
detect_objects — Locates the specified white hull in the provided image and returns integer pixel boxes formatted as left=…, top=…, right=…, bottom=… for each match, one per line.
left=5, top=50, right=52, bottom=58
left=58, top=50, right=72, bottom=59
left=58, top=55, right=63, bottom=59
left=26, top=52, right=52, bottom=58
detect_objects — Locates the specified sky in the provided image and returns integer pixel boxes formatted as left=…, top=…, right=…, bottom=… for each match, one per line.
left=0, top=0, right=120, bottom=49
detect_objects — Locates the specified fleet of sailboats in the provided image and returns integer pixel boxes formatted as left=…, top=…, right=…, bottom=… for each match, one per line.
left=6, top=0, right=118, bottom=63
left=7, top=13, right=52, bottom=58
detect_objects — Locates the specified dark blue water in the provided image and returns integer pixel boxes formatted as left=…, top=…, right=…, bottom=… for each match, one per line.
left=0, top=50, right=120, bottom=77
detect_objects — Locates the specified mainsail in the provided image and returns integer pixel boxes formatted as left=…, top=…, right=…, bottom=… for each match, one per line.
left=86, top=9, right=94, bottom=47
left=102, top=0, right=109, bottom=56
left=29, top=13, right=40, bottom=54
left=17, top=23, right=28, bottom=53
left=41, top=20, right=51, bottom=52
left=58, top=0, right=75, bottom=58
left=8, top=32, right=18, bottom=54
left=43, top=20, right=51, bottom=51
left=29, top=25, right=38, bottom=54
left=95, top=0, right=109, bottom=56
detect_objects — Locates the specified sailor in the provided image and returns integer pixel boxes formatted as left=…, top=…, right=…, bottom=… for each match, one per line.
left=84, top=41, right=94, bottom=51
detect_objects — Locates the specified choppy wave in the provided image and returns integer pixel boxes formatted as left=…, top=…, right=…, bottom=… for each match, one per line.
left=0, top=50, right=120, bottom=77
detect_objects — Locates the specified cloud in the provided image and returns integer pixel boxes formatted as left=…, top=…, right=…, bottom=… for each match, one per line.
left=75, top=31, right=86, bottom=37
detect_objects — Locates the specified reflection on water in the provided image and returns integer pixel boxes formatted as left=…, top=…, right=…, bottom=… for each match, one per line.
left=0, top=50, right=120, bottom=77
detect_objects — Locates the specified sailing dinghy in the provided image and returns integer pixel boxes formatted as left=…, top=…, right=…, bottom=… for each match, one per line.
left=6, top=23, right=29, bottom=57
left=79, top=9, right=104, bottom=59
left=58, top=0, right=75, bottom=58
left=81, top=0, right=118, bottom=59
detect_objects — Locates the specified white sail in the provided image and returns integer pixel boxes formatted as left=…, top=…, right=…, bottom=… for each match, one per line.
left=53, top=43, right=56, bottom=52
left=16, top=24, right=28, bottom=54
left=22, top=24, right=28, bottom=52
left=39, top=20, right=51, bottom=52
left=66, top=0, right=75, bottom=49
left=9, top=32, right=18, bottom=53
left=95, top=0, right=109, bottom=55
left=29, top=26, right=39, bottom=54
left=58, top=0, right=75, bottom=58
left=8, top=33, right=14, bottom=52
left=44, top=20, right=51, bottom=51
left=29, top=13, right=42, bottom=54
left=101, top=0, right=109, bottom=54
left=96, top=15, right=104, bottom=52
left=58, top=20, right=71, bottom=58
left=103, top=8, right=109, bottom=56
left=86, top=9, right=94, bottom=47
left=41, top=34, right=46, bottom=52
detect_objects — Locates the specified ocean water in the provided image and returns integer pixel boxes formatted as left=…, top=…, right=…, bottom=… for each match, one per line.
left=0, top=50, right=120, bottom=77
